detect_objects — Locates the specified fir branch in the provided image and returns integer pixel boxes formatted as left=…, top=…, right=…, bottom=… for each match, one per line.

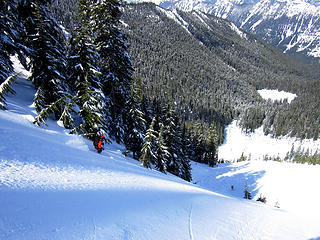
left=0, top=74, right=18, bottom=110
left=34, top=96, right=66, bottom=126
left=59, top=96, right=76, bottom=129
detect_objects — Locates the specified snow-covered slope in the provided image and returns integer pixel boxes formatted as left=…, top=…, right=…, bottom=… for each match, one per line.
left=192, top=160, right=320, bottom=238
left=1, top=60, right=320, bottom=239
left=218, top=89, right=320, bottom=162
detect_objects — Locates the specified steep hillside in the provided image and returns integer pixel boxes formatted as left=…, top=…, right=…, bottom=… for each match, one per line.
left=1, top=62, right=318, bottom=240
left=128, top=0, right=320, bottom=61
left=121, top=3, right=320, bottom=139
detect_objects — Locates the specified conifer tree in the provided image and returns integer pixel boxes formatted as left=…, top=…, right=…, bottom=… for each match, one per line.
left=30, top=0, right=68, bottom=119
left=90, top=0, right=134, bottom=143
left=124, top=78, right=146, bottom=159
left=162, top=102, right=176, bottom=172
left=244, top=183, right=252, bottom=200
left=0, top=0, right=16, bottom=83
left=17, top=0, right=40, bottom=68
left=16, top=0, right=68, bottom=123
left=0, top=75, right=17, bottom=110
left=139, top=117, right=157, bottom=168
left=179, top=156, right=192, bottom=182
left=0, top=0, right=24, bottom=109
left=154, top=122, right=169, bottom=173
left=66, top=0, right=105, bottom=139
left=179, top=123, right=193, bottom=181
left=173, top=123, right=192, bottom=181
left=162, top=101, right=192, bottom=181
left=205, top=121, right=219, bottom=167
left=189, top=120, right=206, bottom=163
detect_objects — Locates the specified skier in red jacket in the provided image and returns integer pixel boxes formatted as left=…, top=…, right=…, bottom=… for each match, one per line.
left=93, top=135, right=106, bottom=153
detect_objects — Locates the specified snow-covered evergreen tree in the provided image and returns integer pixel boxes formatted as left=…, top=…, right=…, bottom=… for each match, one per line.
left=189, top=120, right=206, bottom=163
left=181, top=123, right=192, bottom=160
left=0, top=0, right=24, bottom=109
left=154, top=122, right=169, bottom=173
left=139, top=117, right=157, bottom=168
left=0, top=75, right=17, bottom=110
left=124, top=78, right=146, bottom=159
left=90, top=0, right=134, bottom=143
left=163, top=102, right=191, bottom=181
left=66, top=0, right=105, bottom=139
left=162, top=102, right=175, bottom=169
left=0, top=0, right=15, bottom=83
left=205, top=121, right=219, bottom=167
left=28, top=1, right=68, bottom=120
left=17, top=0, right=39, bottom=67
left=14, top=0, right=68, bottom=124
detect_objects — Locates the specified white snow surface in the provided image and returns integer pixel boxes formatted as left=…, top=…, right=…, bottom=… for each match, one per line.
left=219, top=120, right=320, bottom=162
left=229, top=22, right=247, bottom=39
left=192, top=160, right=320, bottom=239
left=156, top=6, right=192, bottom=35
left=1, top=59, right=320, bottom=239
left=258, top=89, right=297, bottom=103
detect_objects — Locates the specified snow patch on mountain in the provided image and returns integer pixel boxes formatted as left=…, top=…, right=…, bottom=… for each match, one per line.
left=250, top=19, right=262, bottom=31
left=309, top=45, right=320, bottom=58
left=156, top=6, right=192, bottom=35
left=212, top=0, right=234, bottom=18
left=192, top=11, right=212, bottom=31
left=257, top=89, right=297, bottom=103
left=229, top=22, right=247, bottom=39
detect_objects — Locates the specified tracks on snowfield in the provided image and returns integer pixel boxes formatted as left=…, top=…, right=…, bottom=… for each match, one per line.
left=188, top=205, right=194, bottom=240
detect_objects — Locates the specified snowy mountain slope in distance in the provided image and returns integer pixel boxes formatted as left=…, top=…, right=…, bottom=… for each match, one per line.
left=238, top=0, right=320, bottom=58
left=0, top=61, right=317, bottom=239
left=125, top=0, right=320, bottom=59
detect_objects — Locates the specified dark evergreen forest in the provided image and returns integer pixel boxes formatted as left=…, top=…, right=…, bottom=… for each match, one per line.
left=47, top=1, right=320, bottom=141
left=120, top=3, right=320, bottom=140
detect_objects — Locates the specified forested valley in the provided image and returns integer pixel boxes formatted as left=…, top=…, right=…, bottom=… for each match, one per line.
left=121, top=3, right=320, bottom=140
left=48, top=1, right=320, bottom=141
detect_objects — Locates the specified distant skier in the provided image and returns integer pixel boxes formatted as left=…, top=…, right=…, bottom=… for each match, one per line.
left=93, top=135, right=106, bottom=153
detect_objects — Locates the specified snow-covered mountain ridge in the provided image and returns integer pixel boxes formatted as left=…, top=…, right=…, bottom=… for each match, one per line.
left=126, top=0, right=320, bottom=59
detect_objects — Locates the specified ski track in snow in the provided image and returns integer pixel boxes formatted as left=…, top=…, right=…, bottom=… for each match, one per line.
left=188, top=205, right=194, bottom=240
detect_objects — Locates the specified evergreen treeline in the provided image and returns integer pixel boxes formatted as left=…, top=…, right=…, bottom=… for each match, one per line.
left=1, top=0, right=224, bottom=182
left=238, top=147, right=320, bottom=165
